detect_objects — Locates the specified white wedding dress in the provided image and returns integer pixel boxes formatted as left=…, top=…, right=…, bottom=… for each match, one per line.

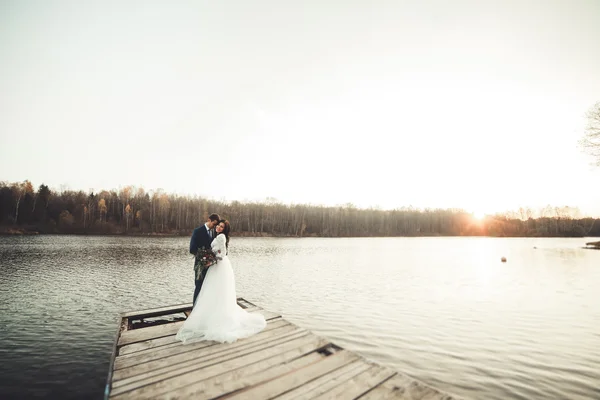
left=176, top=234, right=266, bottom=344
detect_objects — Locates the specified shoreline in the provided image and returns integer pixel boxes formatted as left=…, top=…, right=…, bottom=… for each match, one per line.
left=1, top=228, right=597, bottom=239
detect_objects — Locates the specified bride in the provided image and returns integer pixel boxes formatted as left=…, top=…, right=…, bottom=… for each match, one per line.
left=176, top=219, right=266, bottom=344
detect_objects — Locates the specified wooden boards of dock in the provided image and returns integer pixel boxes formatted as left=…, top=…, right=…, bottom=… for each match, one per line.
left=105, top=298, right=459, bottom=399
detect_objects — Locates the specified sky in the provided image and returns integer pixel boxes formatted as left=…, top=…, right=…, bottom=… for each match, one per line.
left=1, top=0, right=600, bottom=216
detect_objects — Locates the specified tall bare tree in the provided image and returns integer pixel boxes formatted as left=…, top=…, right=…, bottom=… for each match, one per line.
left=11, top=180, right=33, bottom=224
left=579, top=101, right=600, bottom=165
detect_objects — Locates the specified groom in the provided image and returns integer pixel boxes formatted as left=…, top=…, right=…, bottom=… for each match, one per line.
left=189, top=213, right=220, bottom=305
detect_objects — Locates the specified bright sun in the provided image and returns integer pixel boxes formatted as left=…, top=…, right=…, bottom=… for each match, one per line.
left=473, top=211, right=486, bottom=221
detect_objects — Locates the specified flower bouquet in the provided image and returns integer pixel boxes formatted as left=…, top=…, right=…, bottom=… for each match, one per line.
left=194, top=246, right=217, bottom=280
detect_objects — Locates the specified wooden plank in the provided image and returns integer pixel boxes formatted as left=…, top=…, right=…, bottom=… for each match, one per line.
left=117, top=305, right=262, bottom=357
left=237, top=298, right=258, bottom=309
left=110, top=333, right=323, bottom=398
left=224, top=350, right=358, bottom=399
left=156, top=352, right=325, bottom=400
left=121, top=304, right=193, bottom=319
left=117, top=318, right=289, bottom=364
left=120, top=298, right=258, bottom=319
left=114, top=320, right=296, bottom=370
left=104, top=316, right=126, bottom=400
left=118, top=308, right=279, bottom=347
left=357, top=374, right=457, bottom=400
left=119, top=332, right=184, bottom=356
left=275, top=359, right=371, bottom=400
left=117, top=318, right=289, bottom=359
left=311, top=364, right=397, bottom=400
left=117, top=337, right=331, bottom=400
left=122, top=305, right=260, bottom=343
left=118, top=316, right=283, bottom=356
left=159, top=353, right=325, bottom=399
left=355, top=374, right=414, bottom=400
left=112, top=328, right=309, bottom=387
left=118, top=321, right=184, bottom=346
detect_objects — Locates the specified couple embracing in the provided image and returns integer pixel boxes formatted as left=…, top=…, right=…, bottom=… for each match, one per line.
left=176, top=213, right=266, bottom=344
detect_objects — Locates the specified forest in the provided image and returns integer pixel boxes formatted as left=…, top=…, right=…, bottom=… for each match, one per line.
left=1, top=180, right=598, bottom=238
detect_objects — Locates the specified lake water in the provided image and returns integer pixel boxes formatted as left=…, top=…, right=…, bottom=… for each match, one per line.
left=0, top=235, right=599, bottom=399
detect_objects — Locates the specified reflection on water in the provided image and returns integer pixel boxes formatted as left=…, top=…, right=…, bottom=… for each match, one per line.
left=1, top=236, right=599, bottom=399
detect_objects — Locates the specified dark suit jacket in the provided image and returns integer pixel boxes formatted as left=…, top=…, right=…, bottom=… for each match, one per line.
left=190, top=224, right=214, bottom=256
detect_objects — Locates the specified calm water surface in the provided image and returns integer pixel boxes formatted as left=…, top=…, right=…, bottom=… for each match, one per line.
left=1, top=235, right=599, bottom=399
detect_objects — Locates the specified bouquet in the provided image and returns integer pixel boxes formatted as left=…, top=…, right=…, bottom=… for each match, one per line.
left=194, top=246, right=217, bottom=280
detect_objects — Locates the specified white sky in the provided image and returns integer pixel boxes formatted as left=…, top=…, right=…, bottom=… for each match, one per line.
left=1, top=0, right=600, bottom=216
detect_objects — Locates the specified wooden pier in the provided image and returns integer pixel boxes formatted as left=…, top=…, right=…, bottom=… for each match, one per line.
left=105, top=298, right=458, bottom=399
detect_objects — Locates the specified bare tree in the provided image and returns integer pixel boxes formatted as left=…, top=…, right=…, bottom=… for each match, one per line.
left=159, top=193, right=170, bottom=232
left=579, top=101, right=600, bottom=165
left=11, top=180, right=33, bottom=224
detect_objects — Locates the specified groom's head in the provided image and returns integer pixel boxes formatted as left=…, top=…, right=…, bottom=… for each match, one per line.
left=207, top=213, right=220, bottom=229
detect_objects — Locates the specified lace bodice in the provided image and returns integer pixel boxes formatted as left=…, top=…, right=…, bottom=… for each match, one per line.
left=211, top=234, right=227, bottom=259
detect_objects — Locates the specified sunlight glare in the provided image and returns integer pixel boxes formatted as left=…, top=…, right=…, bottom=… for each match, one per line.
left=473, top=211, right=486, bottom=221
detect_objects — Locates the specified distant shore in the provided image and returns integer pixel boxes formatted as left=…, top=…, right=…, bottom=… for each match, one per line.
left=0, top=227, right=299, bottom=238
left=1, top=226, right=597, bottom=239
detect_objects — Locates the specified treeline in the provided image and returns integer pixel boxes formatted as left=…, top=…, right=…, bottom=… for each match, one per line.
left=1, top=180, right=598, bottom=237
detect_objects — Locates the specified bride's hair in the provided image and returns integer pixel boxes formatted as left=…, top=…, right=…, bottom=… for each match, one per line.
left=218, top=219, right=231, bottom=248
